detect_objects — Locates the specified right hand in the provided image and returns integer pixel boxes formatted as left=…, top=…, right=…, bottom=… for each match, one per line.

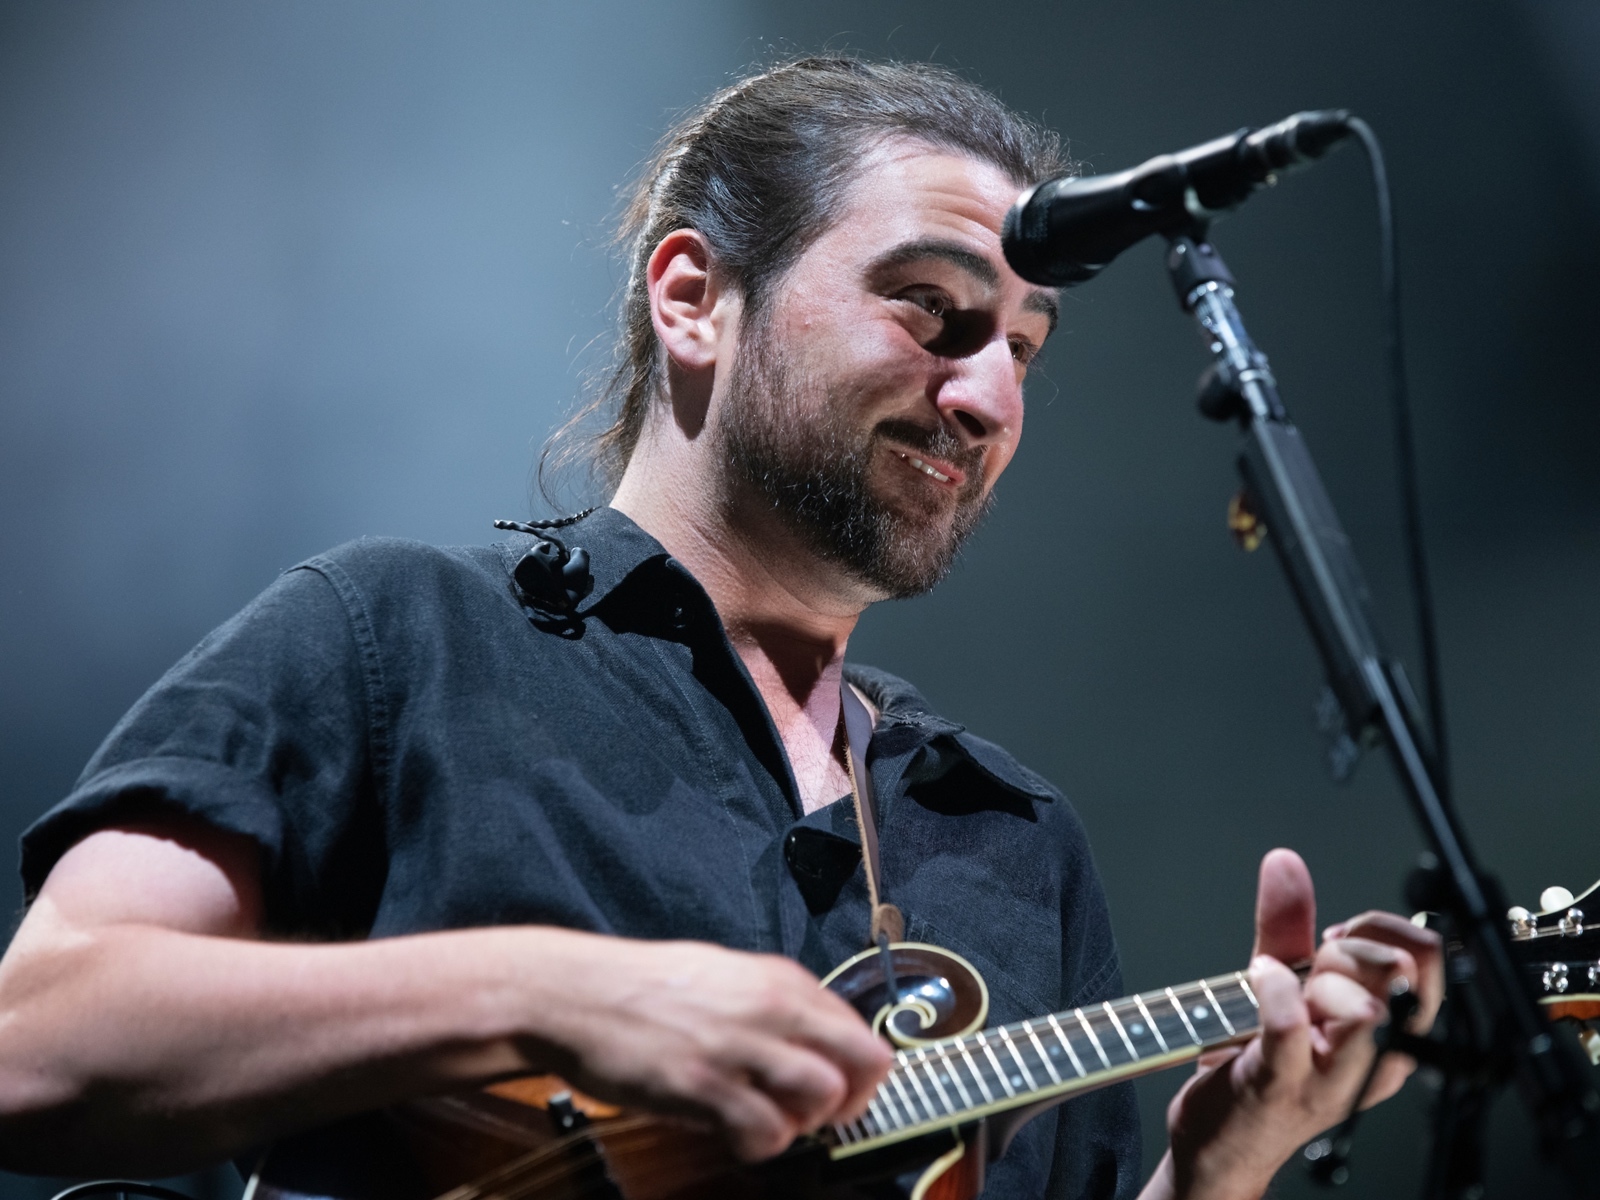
left=529, top=936, right=894, bottom=1161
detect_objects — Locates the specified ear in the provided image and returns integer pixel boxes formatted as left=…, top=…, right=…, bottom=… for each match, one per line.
left=647, top=229, right=725, bottom=372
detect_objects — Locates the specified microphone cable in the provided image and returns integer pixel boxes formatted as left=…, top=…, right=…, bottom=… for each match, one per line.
left=1345, top=117, right=1451, bottom=804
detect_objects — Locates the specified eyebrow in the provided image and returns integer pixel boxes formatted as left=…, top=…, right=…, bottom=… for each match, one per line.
left=866, top=237, right=1060, bottom=334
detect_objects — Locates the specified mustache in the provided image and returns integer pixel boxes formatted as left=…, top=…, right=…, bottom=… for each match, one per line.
left=872, top=418, right=986, bottom=482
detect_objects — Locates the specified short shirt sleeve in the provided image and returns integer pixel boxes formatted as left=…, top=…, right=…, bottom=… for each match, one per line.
left=20, top=562, right=387, bottom=938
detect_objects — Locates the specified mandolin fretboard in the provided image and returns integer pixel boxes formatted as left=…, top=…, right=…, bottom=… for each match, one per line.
left=830, top=970, right=1261, bottom=1157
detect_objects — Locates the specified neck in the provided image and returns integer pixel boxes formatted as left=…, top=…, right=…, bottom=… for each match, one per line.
left=613, top=433, right=875, bottom=812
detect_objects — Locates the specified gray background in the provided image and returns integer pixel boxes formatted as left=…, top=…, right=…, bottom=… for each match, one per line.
left=2, top=1, right=1597, bottom=1196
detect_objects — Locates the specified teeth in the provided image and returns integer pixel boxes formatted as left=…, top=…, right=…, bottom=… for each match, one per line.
left=906, top=456, right=952, bottom=483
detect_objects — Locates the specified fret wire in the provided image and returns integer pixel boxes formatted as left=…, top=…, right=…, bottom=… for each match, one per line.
left=867, top=1094, right=895, bottom=1131
left=1023, top=1020, right=1064, bottom=1085
left=879, top=1084, right=909, bottom=1129
left=900, top=1055, right=940, bottom=1121
left=1133, top=994, right=1170, bottom=1053
left=1165, top=986, right=1202, bottom=1045
left=835, top=1120, right=859, bottom=1145
left=956, top=1039, right=997, bottom=1104
left=1046, top=1013, right=1088, bottom=1078
left=1011, top=1020, right=1055, bottom=1083
left=976, top=1032, right=1018, bottom=1097
left=997, top=1026, right=1039, bottom=1092
left=1102, top=1001, right=1140, bottom=1061
left=1236, top=970, right=1260, bottom=1011
left=888, top=1066, right=927, bottom=1123
left=886, top=1078, right=917, bottom=1128
left=914, top=1047, right=957, bottom=1115
left=936, top=1044, right=976, bottom=1110
left=1074, top=1008, right=1113, bottom=1070
left=1199, top=978, right=1236, bottom=1037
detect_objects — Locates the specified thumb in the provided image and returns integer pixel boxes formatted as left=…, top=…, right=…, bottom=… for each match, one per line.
left=1252, top=848, right=1316, bottom=966
left=1246, top=954, right=1311, bottom=1086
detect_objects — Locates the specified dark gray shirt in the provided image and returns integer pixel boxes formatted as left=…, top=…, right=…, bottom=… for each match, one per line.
left=21, top=507, right=1139, bottom=1199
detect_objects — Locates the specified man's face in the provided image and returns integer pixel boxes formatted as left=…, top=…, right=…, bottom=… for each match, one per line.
left=715, top=139, right=1058, bottom=600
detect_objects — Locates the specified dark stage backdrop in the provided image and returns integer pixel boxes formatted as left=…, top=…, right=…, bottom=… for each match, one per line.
left=2, top=2, right=1596, bottom=1197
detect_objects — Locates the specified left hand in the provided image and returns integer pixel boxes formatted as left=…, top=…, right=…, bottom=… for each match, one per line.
left=1149, top=848, right=1444, bottom=1200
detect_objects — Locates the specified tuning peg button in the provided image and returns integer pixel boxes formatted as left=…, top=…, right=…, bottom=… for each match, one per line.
left=1508, top=906, right=1535, bottom=938
left=1541, top=886, right=1576, bottom=913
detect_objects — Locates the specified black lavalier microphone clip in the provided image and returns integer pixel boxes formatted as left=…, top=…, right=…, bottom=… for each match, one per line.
left=493, top=512, right=596, bottom=614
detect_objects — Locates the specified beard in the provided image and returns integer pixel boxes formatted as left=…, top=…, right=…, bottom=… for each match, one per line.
left=716, top=319, right=994, bottom=600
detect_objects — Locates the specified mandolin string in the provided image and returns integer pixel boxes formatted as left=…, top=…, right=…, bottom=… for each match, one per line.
left=459, top=1119, right=711, bottom=1200
left=438, top=1116, right=660, bottom=1200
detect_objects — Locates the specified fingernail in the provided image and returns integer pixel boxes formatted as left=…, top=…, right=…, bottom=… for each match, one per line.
left=1323, top=922, right=1347, bottom=941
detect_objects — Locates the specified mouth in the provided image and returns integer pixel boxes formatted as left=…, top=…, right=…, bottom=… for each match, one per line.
left=890, top=447, right=965, bottom=488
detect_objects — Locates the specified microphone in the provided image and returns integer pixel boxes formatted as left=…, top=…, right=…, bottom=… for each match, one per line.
left=1003, top=110, right=1354, bottom=287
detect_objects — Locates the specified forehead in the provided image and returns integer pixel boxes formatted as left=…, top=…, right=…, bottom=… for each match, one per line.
left=823, top=138, right=1025, bottom=261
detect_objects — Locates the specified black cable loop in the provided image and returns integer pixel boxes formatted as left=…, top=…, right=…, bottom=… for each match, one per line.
left=492, top=507, right=600, bottom=536
left=1345, top=116, right=1451, bottom=804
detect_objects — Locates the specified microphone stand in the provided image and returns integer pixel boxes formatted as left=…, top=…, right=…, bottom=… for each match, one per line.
left=1161, top=232, right=1600, bottom=1199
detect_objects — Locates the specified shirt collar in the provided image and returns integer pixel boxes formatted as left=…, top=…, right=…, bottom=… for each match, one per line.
left=491, top=510, right=1056, bottom=805
left=845, top=664, right=1057, bottom=804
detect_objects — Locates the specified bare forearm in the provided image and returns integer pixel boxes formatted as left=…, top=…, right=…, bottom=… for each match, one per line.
left=0, top=918, right=593, bottom=1175
left=1137, top=1148, right=1272, bottom=1200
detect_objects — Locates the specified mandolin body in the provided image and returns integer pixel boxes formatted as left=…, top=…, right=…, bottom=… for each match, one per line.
left=251, top=944, right=993, bottom=1200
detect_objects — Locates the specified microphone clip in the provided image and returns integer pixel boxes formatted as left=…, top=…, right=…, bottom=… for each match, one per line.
left=493, top=515, right=596, bottom=614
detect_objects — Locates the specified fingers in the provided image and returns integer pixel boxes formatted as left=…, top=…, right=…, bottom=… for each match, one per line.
left=1313, top=912, right=1443, bottom=1107
left=677, top=1058, right=807, bottom=1162
left=730, top=957, right=890, bottom=1127
left=1313, top=935, right=1419, bottom=1012
left=1301, top=967, right=1391, bottom=1109
left=1325, top=910, right=1444, bottom=1031
left=710, top=1037, right=852, bottom=1160
left=558, top=940, right=892, bottom=1161
left=1252, top=849, right=1317, bottom=967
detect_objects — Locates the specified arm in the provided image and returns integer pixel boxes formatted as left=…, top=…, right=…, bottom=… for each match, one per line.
left=1139, top=849, right=1444, bottom=1200
left=0, top=818, right=891, bottom=1177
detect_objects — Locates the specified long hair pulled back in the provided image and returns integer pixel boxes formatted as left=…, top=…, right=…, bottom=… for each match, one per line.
left=540, top=56, right=1070, bottom=501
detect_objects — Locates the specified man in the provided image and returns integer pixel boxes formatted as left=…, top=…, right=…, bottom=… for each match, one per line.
left=0, top=57, right=1438, bottom=1199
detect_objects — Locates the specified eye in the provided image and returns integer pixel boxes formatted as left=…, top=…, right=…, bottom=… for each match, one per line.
left=1009, top=336, right=1039, bottom=366
left=899, top=288, right=953, bottom=320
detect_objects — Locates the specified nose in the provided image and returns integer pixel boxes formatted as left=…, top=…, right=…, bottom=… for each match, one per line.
left=933, top=335, right=1024, bottom=450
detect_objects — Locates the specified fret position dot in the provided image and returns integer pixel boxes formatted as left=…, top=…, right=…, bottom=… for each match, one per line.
left=1192, top=1005, right=1209, bottom=1022
left=1130, top=1022, right=1146, bottom=1036
left=1011, top=1075, right=1023, bottom=1088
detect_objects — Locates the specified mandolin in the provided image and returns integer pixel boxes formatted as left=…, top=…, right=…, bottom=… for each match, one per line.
left=249, top=942, right=1272, bottom=1200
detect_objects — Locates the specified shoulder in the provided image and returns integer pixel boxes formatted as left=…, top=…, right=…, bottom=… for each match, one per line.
left=294, top=536, right=509, bottom=597
left=280, top=537, right=518, bottom=634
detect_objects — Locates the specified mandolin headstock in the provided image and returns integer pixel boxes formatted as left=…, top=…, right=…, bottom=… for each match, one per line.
left=1505, top=877, right=1600, bottom=1063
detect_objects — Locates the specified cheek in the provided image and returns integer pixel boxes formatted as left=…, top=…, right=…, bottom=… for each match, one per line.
left=810, top=317, right=932, bottom=397
left=985, top=413, right=1023, bottom=484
